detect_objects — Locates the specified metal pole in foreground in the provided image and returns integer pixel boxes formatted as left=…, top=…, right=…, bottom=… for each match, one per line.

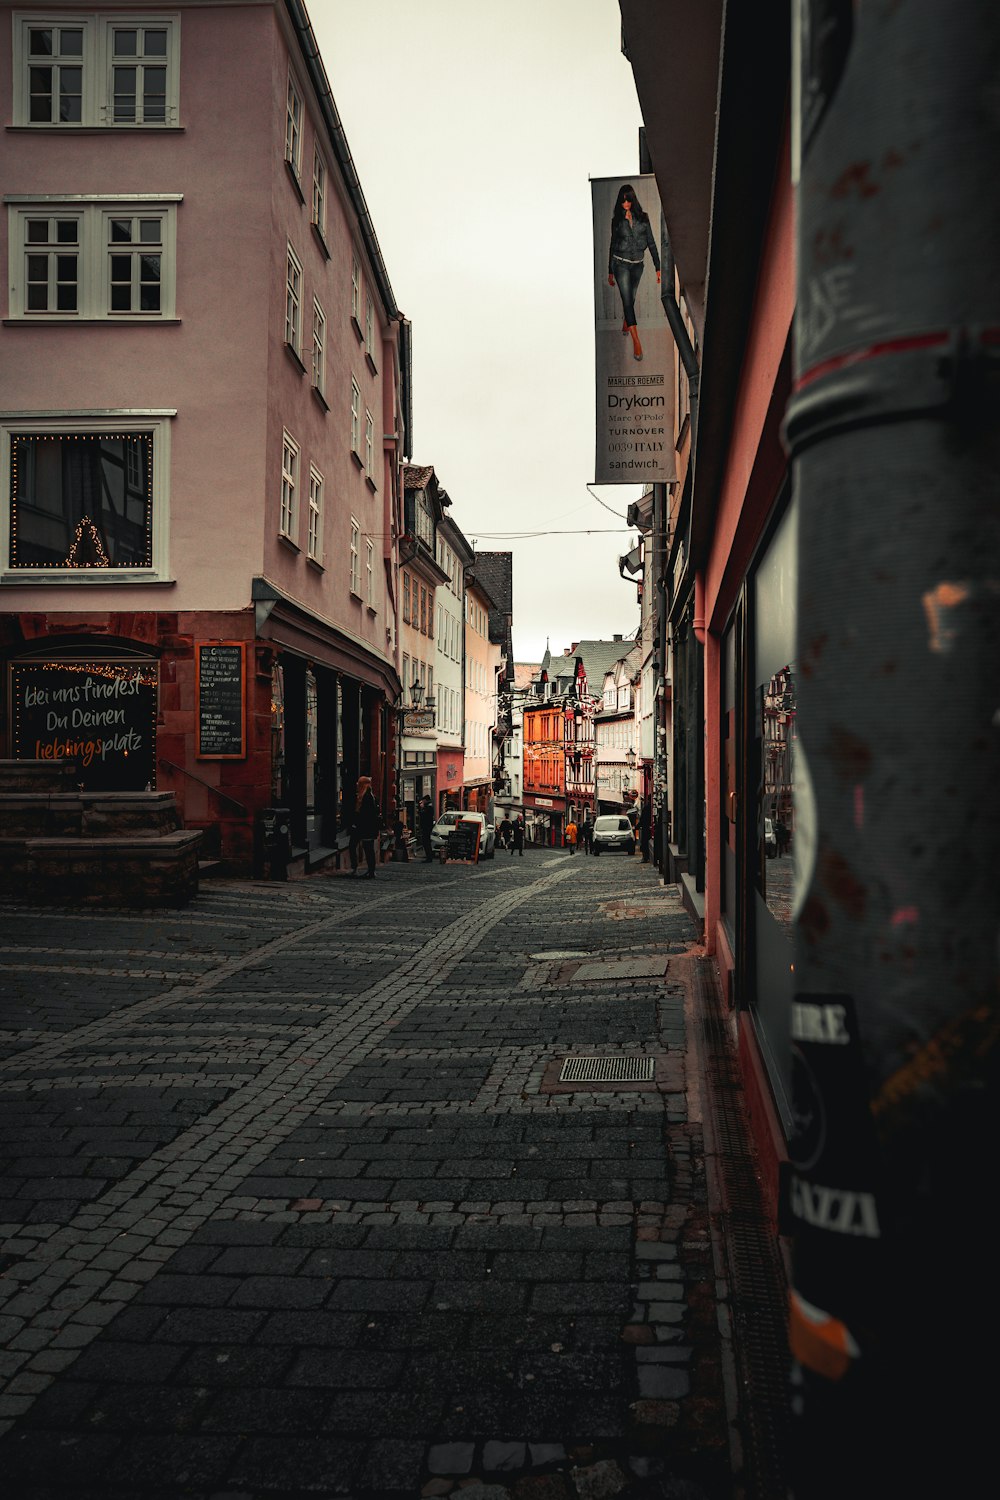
left=785, top=2, right=1000, bottom=1492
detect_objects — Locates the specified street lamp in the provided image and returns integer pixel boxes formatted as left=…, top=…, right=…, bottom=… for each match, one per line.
left=410, top=678, right=424, bottom=709
left=626, top=746, right=637, bottom=771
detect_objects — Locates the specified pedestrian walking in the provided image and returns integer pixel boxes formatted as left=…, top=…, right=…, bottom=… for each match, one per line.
left=512, top=815, right=525, bottom=856
left=582, top=817, right=593, bottom=855
left=418, top=795, right=435, bottom=863
left=565, top=819, right=578, bottom=854
left=498, top=814, right=513, bottom=852
left=349, top=776, right=379, bottom=879
left=640, top=800, right=652, bottom=863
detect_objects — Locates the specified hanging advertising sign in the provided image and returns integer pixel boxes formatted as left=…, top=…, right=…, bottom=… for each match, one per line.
left=592, top=173, right=677, bottom=485
left=403, top=708, right=435, bottom=734
left=10, top=659, right=158, bottom=791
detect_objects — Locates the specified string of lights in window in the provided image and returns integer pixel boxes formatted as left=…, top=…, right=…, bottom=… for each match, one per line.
left=18, top=661, right=158, bottom=685
left=9, top=431, right=153, bottom=567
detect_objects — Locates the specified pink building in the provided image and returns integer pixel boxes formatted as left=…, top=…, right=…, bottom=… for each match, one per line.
left=0, top=0, right=410, bottom=871
left=462, top=572, right=500, bottom=813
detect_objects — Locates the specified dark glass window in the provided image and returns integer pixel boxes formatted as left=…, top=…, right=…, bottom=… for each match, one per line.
left=9, top=433, right=153, bottom=568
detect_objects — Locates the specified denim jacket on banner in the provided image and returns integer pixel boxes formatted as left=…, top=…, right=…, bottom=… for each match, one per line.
left=608, top=215, right=661, bottom=274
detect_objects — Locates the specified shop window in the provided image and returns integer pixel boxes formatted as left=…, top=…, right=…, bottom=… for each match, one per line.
left=2, top=414, right=171, bottom=579
left=751, top=491, right=798, bottom=1130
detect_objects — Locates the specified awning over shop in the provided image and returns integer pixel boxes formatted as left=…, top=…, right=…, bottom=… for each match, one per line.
left=253, top=578, right=400, bottom=702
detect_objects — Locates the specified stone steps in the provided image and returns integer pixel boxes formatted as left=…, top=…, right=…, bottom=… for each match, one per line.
left=0, top=791, right=181, bottom=839
left=0, top=832, right=203, bottom=908
left=0, top=760, right=202, bottom=908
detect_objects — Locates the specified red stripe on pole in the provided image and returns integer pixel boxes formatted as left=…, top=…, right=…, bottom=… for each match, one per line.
left=795, top=331, right=951, bottom=391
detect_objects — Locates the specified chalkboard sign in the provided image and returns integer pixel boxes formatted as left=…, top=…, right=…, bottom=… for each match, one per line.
left=197, top=642, right=245, bottom=758
left=10, top=659, right=158, bottom=792
left=446, top=818, right=482, bottom=863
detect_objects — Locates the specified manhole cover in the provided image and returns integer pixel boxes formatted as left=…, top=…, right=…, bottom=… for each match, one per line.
left=559, top=1055, right=655, bottom=1083
left=530, top=950, right=588, bottom=961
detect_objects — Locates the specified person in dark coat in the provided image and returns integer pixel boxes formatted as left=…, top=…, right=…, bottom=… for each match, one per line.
left=582, top=818, right=593, bottom=855
left=640, top=799, right=652, bottom=863
left=419, top=796, right=435, bottom=863
left=498, top=815, right=513, bottom=852
left=350, top=776, right=379, bottom=879
left=512, top=815, right=525, bottom=856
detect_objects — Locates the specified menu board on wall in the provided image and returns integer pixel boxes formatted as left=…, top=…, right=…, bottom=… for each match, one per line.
left=10, top=659, right=159, bottom=792
left=196, top=642, right=245, bottom=759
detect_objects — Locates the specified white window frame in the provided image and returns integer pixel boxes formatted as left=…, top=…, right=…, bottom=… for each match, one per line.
left=280, top=430, right=299, bottom=541
left=285, top=72, right=303, bottom=177
left=0, top=409, right=174, bottom=583
left=351, top=256, right=361, bottom=323
left=13, top=13, right=182, bottom=128
left=365, top=294, right=375, bottom=357
left=311, top=298, right=326, bottom=396
left=285, top=242, right=302, bottom=355
left=307, top=465, right=323, bottom=562
left=364, top=409, right=374, bottom=480
left=350, top=377, right=361, bottom=454
left=349, top=516, right=361, bottom=596
left=311, top=147, right=327, bottom=237
left=6, top=196, right=180, bottom=320
left=365, top=537, right=374, bottom=606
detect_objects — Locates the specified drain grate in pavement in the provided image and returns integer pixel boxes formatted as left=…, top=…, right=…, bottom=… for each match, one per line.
left=559, top=1054, right=655, bottom=1083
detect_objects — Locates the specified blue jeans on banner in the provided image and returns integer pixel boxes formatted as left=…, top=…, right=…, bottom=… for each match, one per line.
left=613, top=256, right=645, bottom=327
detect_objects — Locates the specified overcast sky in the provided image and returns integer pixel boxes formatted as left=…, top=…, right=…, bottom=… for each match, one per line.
left=311, top=0, right=646, bottom=665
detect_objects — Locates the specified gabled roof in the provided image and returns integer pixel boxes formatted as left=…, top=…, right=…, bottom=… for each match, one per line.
left=473, top=552, right=512, bottom=615
left=403, top=463, right=435, bottom=491
left=513, top=662, right=538, bottom=691
left=568, top=638, right=636, bottom=697
left=473, top=552, right=513, bottom=674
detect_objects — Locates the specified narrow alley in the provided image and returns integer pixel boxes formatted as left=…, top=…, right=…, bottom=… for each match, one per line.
left=0, top=854, right=785, bottom=1499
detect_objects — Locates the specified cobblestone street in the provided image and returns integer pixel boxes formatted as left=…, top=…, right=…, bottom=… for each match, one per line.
left=0, top=850, right=747, bottom=1499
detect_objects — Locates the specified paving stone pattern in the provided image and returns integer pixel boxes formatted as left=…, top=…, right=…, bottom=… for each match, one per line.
left=0, top=854, right=733, bottom=1498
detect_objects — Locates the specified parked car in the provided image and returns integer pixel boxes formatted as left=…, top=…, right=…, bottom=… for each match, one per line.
left=432, top=809, right=495, bottom=859
left=592, top=814, right=635, bottom=855
left=764, top=817, right=777, bottom=858
left=430, top=809, right=464, bottom=852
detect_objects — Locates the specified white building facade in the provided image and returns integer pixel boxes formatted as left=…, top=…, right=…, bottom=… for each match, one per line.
left=435, top=514, right=474, bottom=812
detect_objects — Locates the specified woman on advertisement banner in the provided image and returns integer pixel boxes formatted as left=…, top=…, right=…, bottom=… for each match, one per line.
left=607, top=183, right=661, bottom=363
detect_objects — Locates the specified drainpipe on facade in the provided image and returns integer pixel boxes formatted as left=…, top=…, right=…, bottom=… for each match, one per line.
left=655, top=214, right=700, bottom=884
left=785, top=2, right=1000, bottom=1491
left=692, top=570, right=706, bottom=645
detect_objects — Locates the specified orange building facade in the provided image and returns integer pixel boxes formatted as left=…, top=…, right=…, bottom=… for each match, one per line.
left=522, top=698, right=567, bottom=845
